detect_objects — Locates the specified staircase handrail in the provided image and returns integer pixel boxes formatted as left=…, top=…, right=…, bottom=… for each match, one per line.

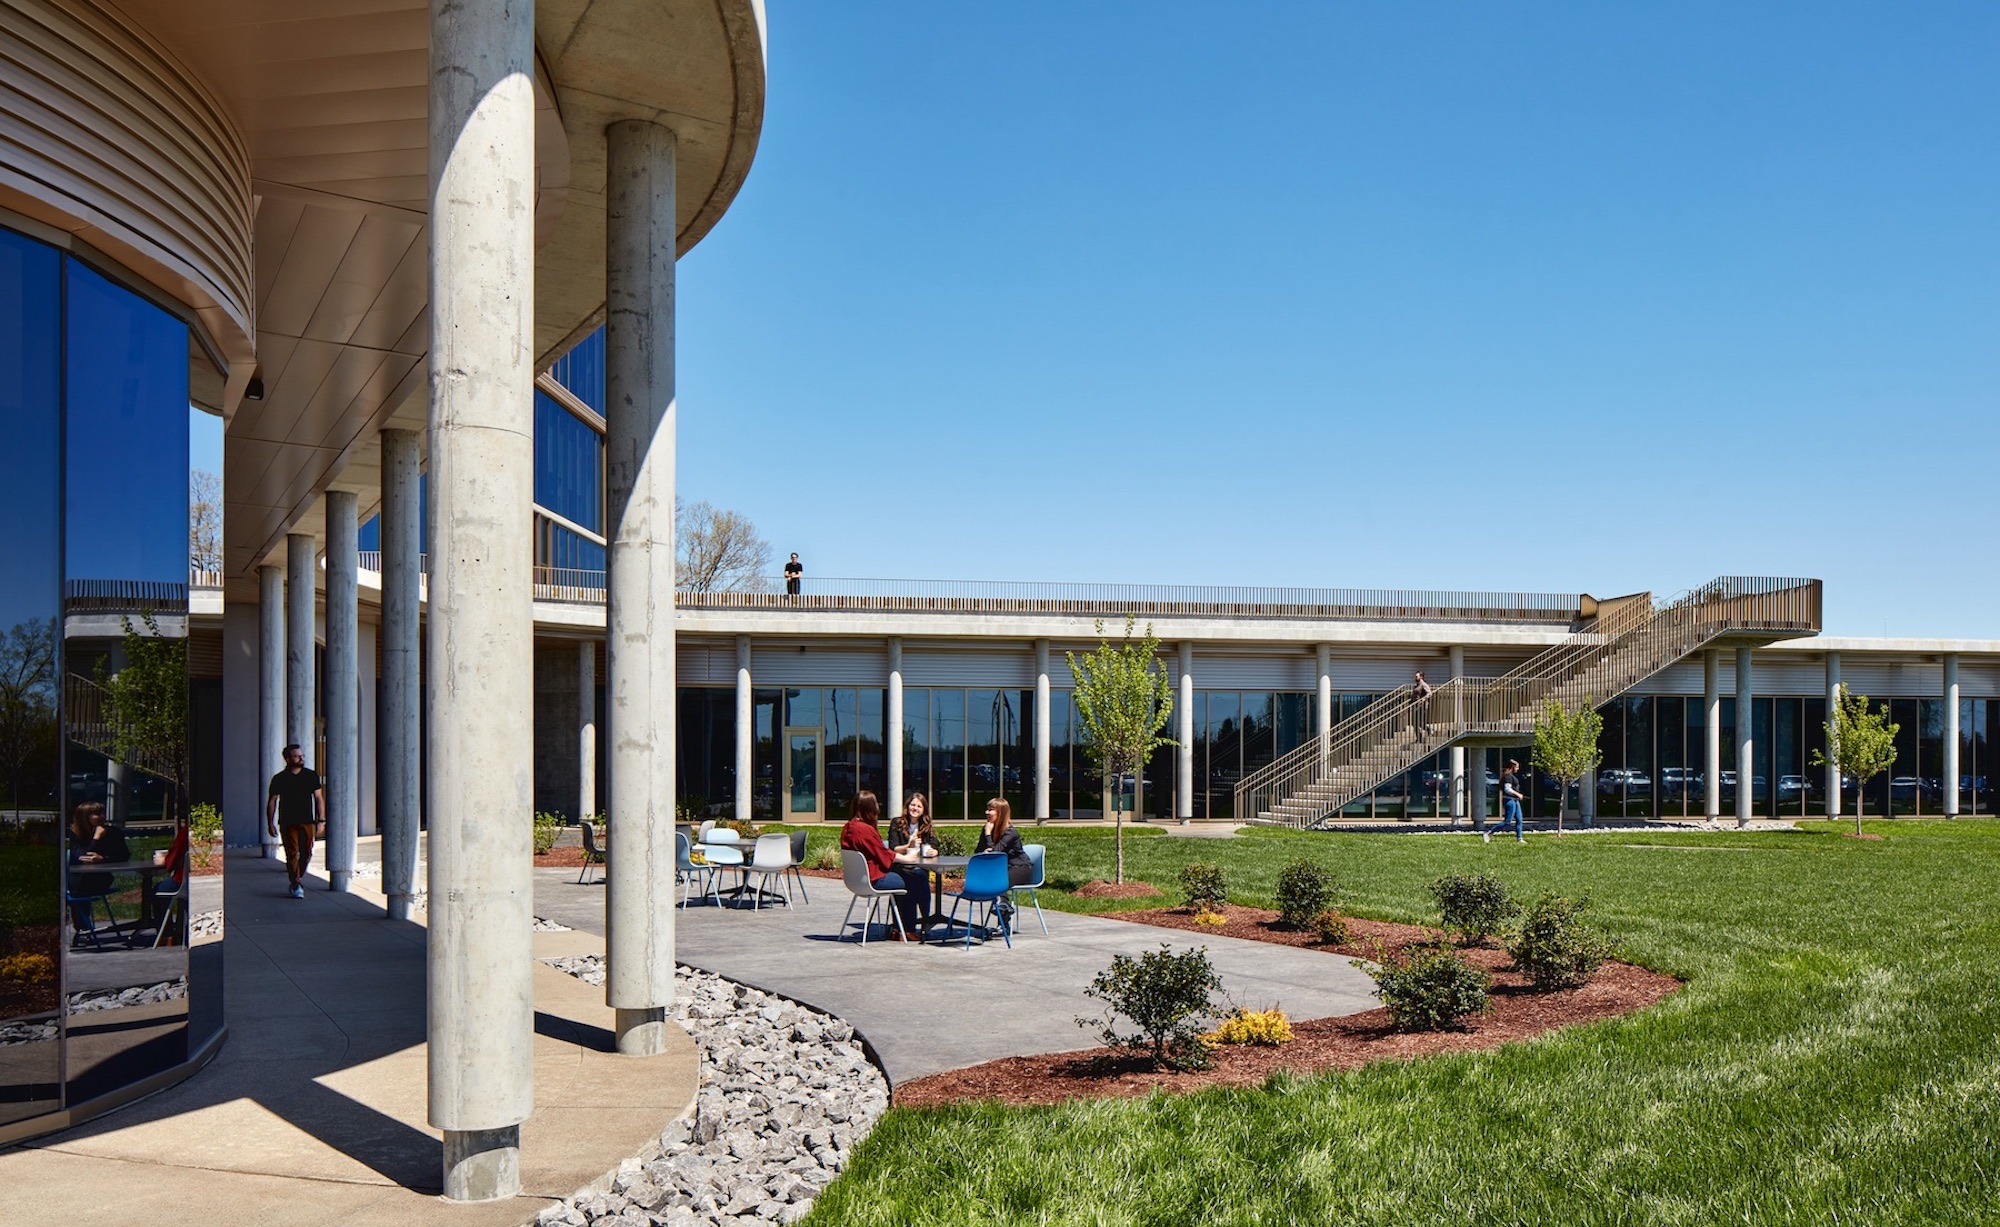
left=1235, top=576, right=1821, bottom=826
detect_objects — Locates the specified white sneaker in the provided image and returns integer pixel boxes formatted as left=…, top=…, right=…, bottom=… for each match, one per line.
left=1482, top=832, right=1491, bottom=844
left=290, top=884, right=304, bottom=899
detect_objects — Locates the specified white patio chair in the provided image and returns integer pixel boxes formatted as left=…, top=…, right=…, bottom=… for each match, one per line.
left=839, top=850, right=905, bottom=945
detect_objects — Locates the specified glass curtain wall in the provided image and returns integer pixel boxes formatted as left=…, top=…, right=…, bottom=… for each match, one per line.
left=0, top=227, right=208, bottom=1132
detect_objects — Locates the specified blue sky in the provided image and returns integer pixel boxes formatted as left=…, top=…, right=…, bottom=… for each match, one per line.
left=692, top=5, right=1988, bottom=636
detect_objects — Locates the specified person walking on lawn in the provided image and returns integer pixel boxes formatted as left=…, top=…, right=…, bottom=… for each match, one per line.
left=1486, top=758, right=1527, bottom=843
left=266, top=743, right=324, bottom=897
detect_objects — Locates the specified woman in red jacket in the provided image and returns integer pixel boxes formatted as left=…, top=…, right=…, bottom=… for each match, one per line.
left=839, top=790, right=928, bottom=940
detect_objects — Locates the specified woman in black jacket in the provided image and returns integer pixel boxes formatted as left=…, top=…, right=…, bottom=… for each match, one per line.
left=974, top=798, right=1035, bottom=895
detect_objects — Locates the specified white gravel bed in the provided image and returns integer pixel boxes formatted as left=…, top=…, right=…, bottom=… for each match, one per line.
left=536, top=955, right=887, bottom=1227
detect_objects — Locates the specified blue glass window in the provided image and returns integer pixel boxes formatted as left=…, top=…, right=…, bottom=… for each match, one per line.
left=534, top=391, right=602, bottom=534
left=546, top=327, right=604, bottom=413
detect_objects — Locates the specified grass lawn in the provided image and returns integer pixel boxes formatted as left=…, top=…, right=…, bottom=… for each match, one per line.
left=797, top=819, right=2000, bottom=1225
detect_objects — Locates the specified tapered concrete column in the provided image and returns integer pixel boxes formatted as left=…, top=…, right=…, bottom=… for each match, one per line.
left=1943, top=654, right=1960, bottom=817
left=286, top=534, right=317, bottom=766
left=1033, top=640, right=1051, bottom=823
left=1824, top=652, right=1842, bottom=820
left=886, top=638, right=905, bottom=819
left=324, top=491, right=358, bottom=891
left=380, top=428, right=422, bottom=921
left=1735, top=647, right=1755, bottom=827
left=258, top=564, right=285, bottom=860
left=427, top=0, right=536, bottom=1198
left=603, top=118, right=678, bottom=1059
left=1315, top=644, right=1333, bottom=760
left=1703, top=650, right=1721, bottom=821
left=1176, top=643, right=1194, bottom=822
left=358, top=619, right=377, bottom=837
left=578, top=640, right=596, bottom=821
left=1447, top=646, right=1466, bottom=822
left=735, top=637, right=753, bottom=821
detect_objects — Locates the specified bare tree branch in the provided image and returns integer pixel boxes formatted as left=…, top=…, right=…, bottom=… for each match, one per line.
left=676, top=497, right=772, bottom=593
left=190, top=468, right=223, bottom=572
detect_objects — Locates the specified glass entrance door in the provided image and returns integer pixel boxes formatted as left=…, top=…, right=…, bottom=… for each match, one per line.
left=784, top=727, right=823, bottom=820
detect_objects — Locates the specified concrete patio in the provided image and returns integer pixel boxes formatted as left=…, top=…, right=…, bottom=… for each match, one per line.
left=534, top=861, right=1381, bottom=1086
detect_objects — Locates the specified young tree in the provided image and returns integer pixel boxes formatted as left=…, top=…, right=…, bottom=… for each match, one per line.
left=1067, top=615, right=1175, bottom=884
left=99, top=612, right=190, bottom=814
left=0, top=617, right=58, bottom=813
left=676, top=497, right=773, bottom=593
left=189, top=468, right=223, bottom=573
left=1814, top=684, right=1898, bottom=836
left=1531, top=695, right=1603, bottom=833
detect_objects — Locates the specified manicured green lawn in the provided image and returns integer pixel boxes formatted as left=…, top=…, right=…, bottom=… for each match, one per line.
left=802, top=820, right=2000, bottom=1225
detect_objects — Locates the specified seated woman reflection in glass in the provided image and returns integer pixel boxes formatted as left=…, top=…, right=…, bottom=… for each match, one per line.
left=67, top=800, right=128, bottom=939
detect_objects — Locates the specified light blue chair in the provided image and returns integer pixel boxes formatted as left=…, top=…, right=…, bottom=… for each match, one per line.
left=946, top=851, right=1012, bottom=949
left=1010, top=844, right=1049, bottom=936
left=675, top=831, right=720, bottom=908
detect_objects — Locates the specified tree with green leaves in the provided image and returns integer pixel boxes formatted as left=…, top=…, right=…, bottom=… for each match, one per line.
left=1814, top=683, right=1898, bottom=836
left=1531, top=695, right=1603, bottom=833
left=1067, top=615, right=1175, bottom=884
left=98, top=611, right=189, bottom=818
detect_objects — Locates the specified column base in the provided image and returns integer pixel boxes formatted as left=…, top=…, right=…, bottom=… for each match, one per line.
left=262, top=843, right=280, bottom=860
left=385, top=893, right=414, bottom=921
left=328, top=870, right=352, bottom=892
left=615, top=1006, right=669, bottom=1056
left=442, top=1125, right=520, bottom=1202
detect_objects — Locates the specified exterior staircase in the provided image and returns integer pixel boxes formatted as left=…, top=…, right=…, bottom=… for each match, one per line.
left=64, top=671, right=182, bottom=785
left=1237, top=576, right=1822, bottom=827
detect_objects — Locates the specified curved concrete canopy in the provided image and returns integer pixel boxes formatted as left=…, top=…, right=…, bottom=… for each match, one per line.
left=107, top=0, right=766, bottom=582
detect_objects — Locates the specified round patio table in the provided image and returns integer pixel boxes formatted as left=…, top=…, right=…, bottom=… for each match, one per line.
left=892, top=854, right=970, bottom=934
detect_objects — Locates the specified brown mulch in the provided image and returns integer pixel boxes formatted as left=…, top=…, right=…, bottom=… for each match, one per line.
left=1072, top=880, right=1164, bottom=899
left=892, top=902, right=1679, bottom=1109
left=535, top=846, right=594, bottom=868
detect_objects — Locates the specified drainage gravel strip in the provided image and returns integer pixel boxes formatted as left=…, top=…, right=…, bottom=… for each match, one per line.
left=536, top=951, right=888, bottom=1227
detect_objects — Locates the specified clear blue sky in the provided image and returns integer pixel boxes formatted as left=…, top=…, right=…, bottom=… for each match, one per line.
left=672, top=4, right=1995, bottom=637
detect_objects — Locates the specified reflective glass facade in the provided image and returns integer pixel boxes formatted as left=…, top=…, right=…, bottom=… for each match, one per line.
left=0, top=226, right=216, bottom=1135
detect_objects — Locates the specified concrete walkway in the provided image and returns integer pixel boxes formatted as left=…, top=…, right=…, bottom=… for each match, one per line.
left=535, top=866, right=1380, bottom=1087
left=0, top=853, right=698, bottom=1227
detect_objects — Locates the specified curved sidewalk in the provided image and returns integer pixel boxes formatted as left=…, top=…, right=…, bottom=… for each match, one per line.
left=534, top=867, right=1380, bottom=1087
left=0, top=854, right=699, bottom=1227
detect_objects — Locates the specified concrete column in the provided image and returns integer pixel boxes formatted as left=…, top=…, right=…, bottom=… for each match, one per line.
left=887, top=638, right=905, bottom=820
left=1704, top=650, right=1721, bottom=821
left=1315, top=644, right=1333, bottom=759
left=1176, top=643, right=1194, bottom=822
left=1033, top=639, right=1051, bottom=823
left=380, top=428, right=422, bottom=921
left=603, top=118, right=678, bottom=1060
left=1735, top=646, right=1755, bottom=827
left=286, top=534, right=317, bottom=770
left=578, top=640, right=597, bottom=821
left=734, top=636, right=753, bottom=821
left=358, top=619, right=377, bottom=837
left=427, top=0, right=537, bottom=1197
left=1447, top=645, right=1465, bottom=823
left=1944, top=654, right=1960, bottom=817
left=258, top=564, right=285, bottom=860
left=1824, top=652, right=1842, bottom=820
left=324, top=491, right=358, bottom=891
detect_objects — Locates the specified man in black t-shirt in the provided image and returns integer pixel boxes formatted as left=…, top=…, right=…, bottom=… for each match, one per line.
left=784, top=553, right=803, bottom=596
left=266, top=744, right=324, bottom=898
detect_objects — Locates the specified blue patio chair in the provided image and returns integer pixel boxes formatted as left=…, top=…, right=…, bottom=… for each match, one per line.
left=68, top=886, right=117, bottom=951
left=1010, top=844, right=1049, bottom=936
left=945, top=851, right=1012, bottom=949
left=675, top=830, right=720, bottom=908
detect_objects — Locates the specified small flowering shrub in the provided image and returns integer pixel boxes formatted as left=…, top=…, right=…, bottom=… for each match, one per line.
left=1205, top=1008, right=1293, bottom=1047
left=532, top=811, right=563, bottom=855
left=1180, top=862, right=1228, bottom=913
left=1194, top=909, right=1229, bottom=929
left=0, top=953, right=56, bottom=984
left=1274, top=858, right=1337, bottom=929
left=1307, top=909, right=1352, bottom=946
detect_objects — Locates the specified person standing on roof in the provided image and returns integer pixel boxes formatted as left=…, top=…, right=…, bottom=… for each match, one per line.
left=784, top=552, right=803, bottom=596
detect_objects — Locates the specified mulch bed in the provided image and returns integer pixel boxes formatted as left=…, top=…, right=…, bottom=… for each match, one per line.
left=893, top=902, right=1679, bottom=1109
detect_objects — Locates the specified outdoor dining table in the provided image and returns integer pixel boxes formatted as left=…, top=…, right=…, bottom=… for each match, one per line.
left=696, top=836, right=782, bottom=908
left=72, top=858, right=171, bottom=946
left=891, top=854, right=972, bottom=935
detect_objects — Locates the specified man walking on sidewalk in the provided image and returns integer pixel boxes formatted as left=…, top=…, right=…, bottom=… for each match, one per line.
left=266, top=744, right=324, bottom=897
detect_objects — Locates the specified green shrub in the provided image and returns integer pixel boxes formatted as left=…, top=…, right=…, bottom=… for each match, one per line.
left=532, top=811, right=563, bottom=855
left=1427, top=871, right=1519, bottom=945
left=1180, top=862, right=1227, bottom=912
left=1274, top=857, right=1337, bottom=928
left=808, top=844, right=842, bottom=872
left=1368, top=940, right=1492, bottom=1031
left=188, top=802, right=223, bottom=868
left=1078, top=944, right=1223, bottom=1070
left=675, top=795, right=708, bottom=822
left=1308, top=909, right=1352, bottom=946
left=932, top=827, right=969, bottom=857
left=1507, top=890, right=1617, bottom=991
